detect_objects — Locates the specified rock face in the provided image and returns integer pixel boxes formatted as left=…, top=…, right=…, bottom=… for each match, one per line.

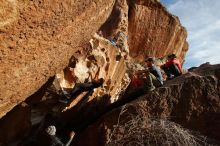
left=0, top=0, right=115, bottom=118
left=100, top=0, right=188, bottom=63
left=0, top=0, right=190, bottom=145
left=0, top=0, right=189, bottom=119
left=100, top=0, right=129, bottom=54
left=57, top=34, right=130, bottom=105
left=128, top=0, right=188, bottom=62
left=0, top=33, right=131, bottom=145
left=73, top=64, right=220, bottom=146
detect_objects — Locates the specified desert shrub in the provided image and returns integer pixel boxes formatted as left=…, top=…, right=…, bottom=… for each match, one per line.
left=106, top=105, right=213, bottom=146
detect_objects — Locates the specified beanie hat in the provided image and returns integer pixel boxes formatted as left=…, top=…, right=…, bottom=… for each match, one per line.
left=145, top=57, right=155, bottom=62
left=46, top=125, right=56, bottom=136
left=168, top=53, right=176, bottom=58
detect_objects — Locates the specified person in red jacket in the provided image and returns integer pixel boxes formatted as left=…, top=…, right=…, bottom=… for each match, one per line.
left=131, top=72, right=143, bottom=89
left=162, top=54, right=182, bottom=79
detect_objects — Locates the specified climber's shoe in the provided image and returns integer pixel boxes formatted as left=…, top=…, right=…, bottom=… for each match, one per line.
left=59, top=97, right=69, bottom=104
left=147, top=86, right=156, bottom=92
left=63, top=90, right=71, bottom=99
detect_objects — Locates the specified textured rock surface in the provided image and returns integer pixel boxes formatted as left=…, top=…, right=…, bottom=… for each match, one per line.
left=100, top=0, right=129, bottom=54
left=100, top=0, right=188, bottom=62
left=0, top=0, right=189, bottom=119
left=128, top=0, right=188, bottom=62
left=73, top=64, right=220, bottom=146
left=52, top=34, right=131, bottom=116
left=0, top=33, right=131, bottom=145
left=0, top=0, right=115, bottom=118
left=0, top=0, right=191, bottom=144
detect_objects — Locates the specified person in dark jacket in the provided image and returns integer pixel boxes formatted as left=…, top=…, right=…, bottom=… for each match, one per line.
left=59, top=78, right=104, bottom=103
left=144, top=57, right=163, bottom=91
left=46, top=125, right=75, bottom=146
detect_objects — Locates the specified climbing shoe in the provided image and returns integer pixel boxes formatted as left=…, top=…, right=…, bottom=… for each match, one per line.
left=59, top=97, right=69, bottom=104
left=147, top=86, right=156, bottom=92
left=63, top=90, right=71, bottom=99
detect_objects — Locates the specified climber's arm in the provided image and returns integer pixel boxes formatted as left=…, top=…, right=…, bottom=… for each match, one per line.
left=65, top=131, right=75, bottom=146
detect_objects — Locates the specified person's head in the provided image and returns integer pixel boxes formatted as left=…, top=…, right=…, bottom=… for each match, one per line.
left=137, top=70, right=145, bottom=76
left=132, top=72, right=138, bottom=78
left=168, top=54, right=176, bottom=60
left=46, top=125, right=56, bottom=136
left=145, top=57, right=155, bottom=67
left=93, top=78, right=104, bottom=87
left=98, top=30, right=103, bottom=37
left=98, top=78, right=104, bottom=85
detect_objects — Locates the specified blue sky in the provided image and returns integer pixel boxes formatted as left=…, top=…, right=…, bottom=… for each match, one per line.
left=160, top=0, right=220, bottom=68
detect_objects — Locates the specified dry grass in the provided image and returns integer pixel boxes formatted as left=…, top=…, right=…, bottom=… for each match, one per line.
left=106, top=105, right=215, bottom=146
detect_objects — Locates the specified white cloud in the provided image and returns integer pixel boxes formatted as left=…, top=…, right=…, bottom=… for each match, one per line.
left=166, top=0, right=220, bottom=68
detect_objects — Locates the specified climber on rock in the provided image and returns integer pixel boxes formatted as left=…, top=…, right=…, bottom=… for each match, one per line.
left=46, top=125, right=75, bottom=146
left=161, top=54, right=182, bottom=79
left=109, top=35, right=117, bottom=46
left=97, top=30, right=103, bottom=37
left=143, top=57, right=163, bottom=91
left=59, top=78, right=104, bottom=103
left=109, top=32, right=123, bottom=46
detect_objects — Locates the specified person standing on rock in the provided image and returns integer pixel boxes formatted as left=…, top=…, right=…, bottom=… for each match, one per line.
left=161, top=54, right=182, bottom=79
left=143, top=57, right=163, bottom=91
left=46, top=125, right=75, bottom=146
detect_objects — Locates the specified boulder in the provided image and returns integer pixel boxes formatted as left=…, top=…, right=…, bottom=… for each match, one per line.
left=73, top=64, right=220, bottom=146
left=0, top=0, right=115, bottom=118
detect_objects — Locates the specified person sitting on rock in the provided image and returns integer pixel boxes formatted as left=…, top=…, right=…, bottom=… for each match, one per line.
left=130, top=72, right=143, bottom=89
left=46, top=125, right=75, bottom=146
left=144, top=57, right=163, bottom=91
left=59, top=78, right=104, bottom=103
left=161, top=54, right=182, bottom=79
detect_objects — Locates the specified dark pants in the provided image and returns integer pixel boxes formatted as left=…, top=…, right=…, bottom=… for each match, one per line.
left=70, top=83, right=95, bottom=98
left=163, top=64, right=181, bottom=79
